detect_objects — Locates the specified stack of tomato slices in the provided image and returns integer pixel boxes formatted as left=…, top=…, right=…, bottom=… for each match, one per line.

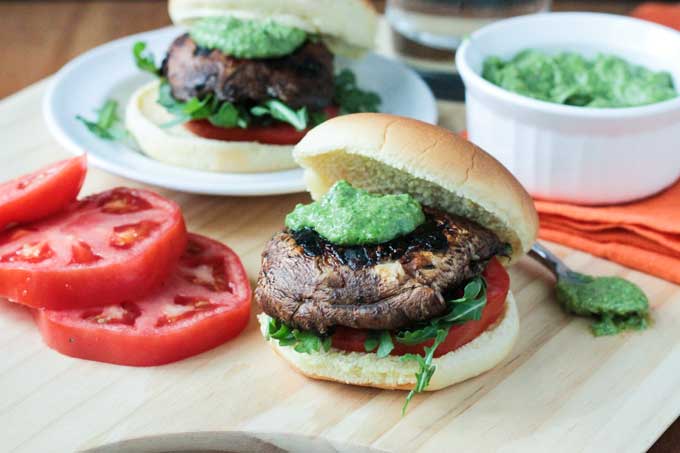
left=0, top=156, right=251, bottom=366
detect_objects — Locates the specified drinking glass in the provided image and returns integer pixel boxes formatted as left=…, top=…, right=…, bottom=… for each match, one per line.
left=386, top=0, right=552, bottom=50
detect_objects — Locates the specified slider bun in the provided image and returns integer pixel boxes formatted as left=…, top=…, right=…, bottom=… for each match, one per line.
left=258, top=292, right=519, bottom=391
left=125, top=80, right=298, bottom=173
left=293, top=113, right=539, bottom=263
left=168, top=0, right=378, bottom=57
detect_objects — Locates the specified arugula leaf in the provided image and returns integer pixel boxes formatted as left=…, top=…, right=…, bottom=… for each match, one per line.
left=364, top=333, right=379, bottom=353
left=377, top=331, right=395, bottom=358
left=364, top=330, right=395, bottom=358
left=158, top=80, right=311, bottom=130
left=156, top=80, right=194, bottom=126
left=440, top=298, right=486, bottom=323
left=401, top=329, right=448, bottom=414
left=133, top=41, right=161, bottom=76
left=293, top=330, right=330, bottom=354
left=209, top=102, right=243, bottom=128
left=154, top=69, right=382, bottom=131
left=394, top=324, right=439, bottom=346
left=97, top=100, right=117, bottom=129
left=397, top=277, right=487, bottom=413
left=76, top=99, right=129, bottom=141
left=182, top=96, right=213, bottom=117
left=77, top=117, right=114, bottom=140
left=157, top=79, right=245, bottom=128
left=266, top=317, right=331, bottom=354
left=309, top=110, right=328, bottom=127
left=150, top=67, right=379, bottom=132
left=457, top=278, right=483, bottom=302
left=157, top=79, right=178, bottom=109
left=251, top=100, right=309, bottom=131
left=267, top=317, right=292, bottom=340
left=334, top=69, right=382, bottom=114
left=160, top=95, right=213, bottom=128
left=267, top=101, right=307, bottom=130
left=395, top=277, right=486, bottom=346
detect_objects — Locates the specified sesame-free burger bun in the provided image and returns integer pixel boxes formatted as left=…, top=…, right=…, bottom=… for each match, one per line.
left=258, top=292, right=519, bottom=391
left=168, top=0, right=378, bottom=57
left=293, top=113, right=539, bottom=263
left=125, top=80, right=298, bottom=173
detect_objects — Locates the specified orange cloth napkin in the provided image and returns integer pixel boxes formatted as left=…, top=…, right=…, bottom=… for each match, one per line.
left=457, top=128, right=680, bottom=284
left=631, top=3, right=680, bottom=30
left=535, top=181, right=680, bottom=284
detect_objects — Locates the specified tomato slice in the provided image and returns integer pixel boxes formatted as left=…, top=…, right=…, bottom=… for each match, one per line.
left=331, top=258, right=510, bottom=358
left=0, top=155, right=87, bottom=229
left=33, top=234, right=251, bottom=366
left=0, top=187, right=186, bottom=310
left=185, top=106, right=340, bottom=145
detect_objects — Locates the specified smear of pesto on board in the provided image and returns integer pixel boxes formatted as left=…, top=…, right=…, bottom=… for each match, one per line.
left=556, top=274, right=649, bottom=336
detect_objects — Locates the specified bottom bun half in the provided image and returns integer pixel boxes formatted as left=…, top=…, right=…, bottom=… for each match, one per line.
left=258, top=291, right=519, bottom=391
left=125, top=80, right=297, bottom=173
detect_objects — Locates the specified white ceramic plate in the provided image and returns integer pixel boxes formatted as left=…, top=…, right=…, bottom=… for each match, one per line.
left=44, top=26, right=438, bottom=196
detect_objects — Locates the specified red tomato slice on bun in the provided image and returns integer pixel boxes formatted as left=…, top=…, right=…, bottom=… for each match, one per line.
left=0, top=155, right=87, bottom=229
left=185, top=106, right=339, bottom=145
left=34, top=233, right=251, bottom=366
left=331, top=258, right=510, bottom=357
left=0, top=187, right=186, bottom=310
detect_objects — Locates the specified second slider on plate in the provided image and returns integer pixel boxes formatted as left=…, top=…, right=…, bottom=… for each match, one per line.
left=126, top=0, right=382, bottom=173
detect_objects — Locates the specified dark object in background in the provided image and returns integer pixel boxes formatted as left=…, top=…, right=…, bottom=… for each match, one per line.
left=418, top=70, right=466, bottom=101
left=386, top=0, right=551, bottom=50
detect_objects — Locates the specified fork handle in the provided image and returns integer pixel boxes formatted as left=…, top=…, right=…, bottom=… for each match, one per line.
left=528, top=243, right=571, bottom=280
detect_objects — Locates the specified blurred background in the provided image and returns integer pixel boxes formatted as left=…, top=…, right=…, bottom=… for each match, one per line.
left=0, top=0, right=655, bottom=99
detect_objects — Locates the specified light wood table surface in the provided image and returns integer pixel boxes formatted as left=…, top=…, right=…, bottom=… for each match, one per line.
left=1, top=2, right=678, bottom=452
left=4, top=77, right=680, bottom=453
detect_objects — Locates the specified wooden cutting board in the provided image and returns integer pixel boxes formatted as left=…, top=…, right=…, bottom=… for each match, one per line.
left=1, top=80, right=680, bottom=453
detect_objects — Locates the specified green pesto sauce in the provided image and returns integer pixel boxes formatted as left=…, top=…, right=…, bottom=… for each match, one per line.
left=285, top=180, right=426, bottom=246
left=556, top=275, right=650, bottom=336
left=189, top=17, right=307, bottom=59
left=482, top=50, right=678, bottom=108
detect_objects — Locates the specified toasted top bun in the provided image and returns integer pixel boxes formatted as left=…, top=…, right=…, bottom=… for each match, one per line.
left=293, top=113, right=539, bottom=262
left=168, top=0, right=378, bottom=57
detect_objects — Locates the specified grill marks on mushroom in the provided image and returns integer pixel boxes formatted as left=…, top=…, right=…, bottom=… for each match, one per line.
left=256, top=208, right=506, bottom=333
left=161, top=34, right=335, bottom=110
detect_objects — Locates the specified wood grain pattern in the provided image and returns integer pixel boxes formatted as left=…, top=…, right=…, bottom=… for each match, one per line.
left=0, top=1, right=170, bottom=100
left=2, top=1, right=679, bottom=450
left=1, top=79, right=680, bottom=453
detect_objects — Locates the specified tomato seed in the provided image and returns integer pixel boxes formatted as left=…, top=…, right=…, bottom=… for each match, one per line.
left=99, top=189, right=152, bottom=214
left=70, top=240, right=102, bottom=265
left=1, top=241, right=53, bottom=263
left=110, top=221, right=159, bottom=249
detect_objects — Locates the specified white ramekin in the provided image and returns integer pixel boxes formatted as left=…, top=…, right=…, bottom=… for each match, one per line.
left=456, top=12, right=680, bottom=205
